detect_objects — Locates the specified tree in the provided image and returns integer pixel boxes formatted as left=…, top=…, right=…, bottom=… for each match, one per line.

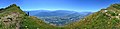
left=0, top=8, right=4, bottom=11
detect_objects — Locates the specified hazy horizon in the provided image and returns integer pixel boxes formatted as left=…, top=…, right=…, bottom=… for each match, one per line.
left=0, top=0, right=120, bottom=12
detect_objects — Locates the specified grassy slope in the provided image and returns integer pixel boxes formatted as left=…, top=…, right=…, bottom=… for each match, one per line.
left=1, top=4, right=120, bottom=29
left=0, top=4, right=63, bottom=29
left=64, top=4, right=120, bottom=29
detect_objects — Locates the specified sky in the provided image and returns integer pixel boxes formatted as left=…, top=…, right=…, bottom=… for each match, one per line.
left=0, top=0, right=120, bottom=12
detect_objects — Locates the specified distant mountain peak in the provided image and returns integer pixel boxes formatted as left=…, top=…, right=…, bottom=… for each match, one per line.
left=1, top=3, right=120, bottom=29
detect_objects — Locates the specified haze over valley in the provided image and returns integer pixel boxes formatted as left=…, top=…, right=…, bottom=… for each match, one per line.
left=25, top=10, right=93, bottom=26
left=0, top=0, right=120, bottom=29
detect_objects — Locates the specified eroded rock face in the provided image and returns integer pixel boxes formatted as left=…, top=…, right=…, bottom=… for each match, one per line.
left=0, top=12, right=21, bottom=29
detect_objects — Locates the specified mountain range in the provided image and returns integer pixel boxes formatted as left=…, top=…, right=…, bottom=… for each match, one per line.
left=0, top=3, right=120, bottom=29
left=25, top=10, right=93, bottom=26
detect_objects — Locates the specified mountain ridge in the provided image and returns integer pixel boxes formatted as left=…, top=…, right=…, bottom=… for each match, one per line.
left=0, top=4, right=61, bottom=29
left=0, top=3, right=120, bottom=29
left=64, top=3, right=120, bottom=29
left=25, top=10, right=92, bottom=26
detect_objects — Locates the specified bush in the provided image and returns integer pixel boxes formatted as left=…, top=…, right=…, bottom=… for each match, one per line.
left=107, top=11, right=118, bottom=16
left=113, top=5, right=120, bottom=9
left=0, top=8, right=4, bottom=10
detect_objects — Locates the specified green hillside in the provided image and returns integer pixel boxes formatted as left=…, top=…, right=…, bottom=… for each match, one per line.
left=0, top=4, right=120, bottom=29
left=0, top=4, right=62, bottom=29
left=64, top=4, right=120, bottom=29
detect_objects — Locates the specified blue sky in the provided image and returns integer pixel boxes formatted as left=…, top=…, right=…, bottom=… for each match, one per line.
left=0, top=0, right=120, bottom=12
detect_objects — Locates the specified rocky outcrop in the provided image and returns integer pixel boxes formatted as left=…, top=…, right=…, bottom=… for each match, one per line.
left=0, top=12, right=21, bottom=29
